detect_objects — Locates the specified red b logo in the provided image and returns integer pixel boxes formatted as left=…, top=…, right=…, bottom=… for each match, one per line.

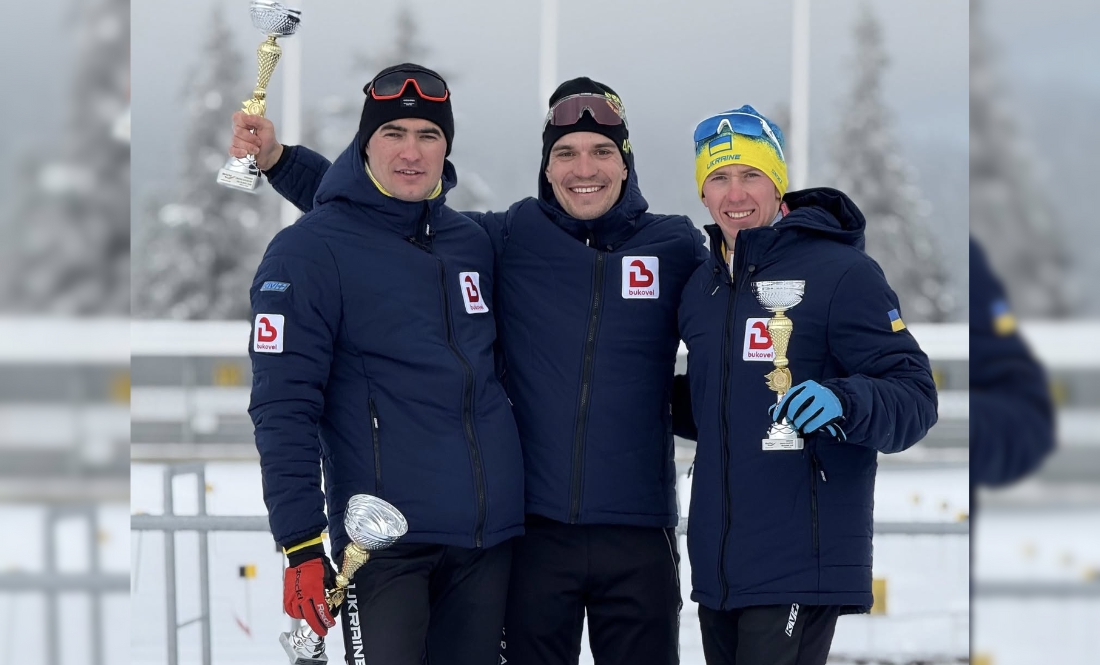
left=464, top=275, right=480, bottom=303
left=629, top=260, right=654, bottom=287
left=748, top=321, right=772, bottom=350
left=257, top=316, right=278, bottom=343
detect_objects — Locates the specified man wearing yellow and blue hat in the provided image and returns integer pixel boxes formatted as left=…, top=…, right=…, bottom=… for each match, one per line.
left=677, top=105, right=939, bottom=664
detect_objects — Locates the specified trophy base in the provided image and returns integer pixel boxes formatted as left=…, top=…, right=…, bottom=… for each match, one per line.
left=762, top=436, right=804, bottom=451
left=279, top=631, right=328, bottom=665
left=762, top=419, right=803, bottom=451
left=216, top=156, right=263, bottom=192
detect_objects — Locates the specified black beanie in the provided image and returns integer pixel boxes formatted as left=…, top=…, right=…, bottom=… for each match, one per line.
left=359, top=63, right=455, bottom=157
left=540, top=77, right=633, bottom=174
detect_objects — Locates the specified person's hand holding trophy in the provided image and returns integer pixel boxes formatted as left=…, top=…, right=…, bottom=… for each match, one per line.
left=216, top=0, right=301, bottom=191
left=280, top=495, right=409, bottom=665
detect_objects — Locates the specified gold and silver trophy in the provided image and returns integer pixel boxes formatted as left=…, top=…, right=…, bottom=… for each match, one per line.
left=752, top=280, right=806, bottom=451
left=280, top=494, right=409, bottom=665
left=216, top=0, right=302, bottom=191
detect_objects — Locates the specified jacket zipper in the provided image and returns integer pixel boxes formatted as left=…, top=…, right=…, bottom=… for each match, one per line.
left=437, top=259, right=487, bottom=548
left=369, top=398, right=384, bottom=498
left=717, top=277, right=736, bottom=607
left=717, top=246, right=754, bottom=607
left=810, top=450, right=826, bottom=555
left=569, top=248, right=606, bottom=523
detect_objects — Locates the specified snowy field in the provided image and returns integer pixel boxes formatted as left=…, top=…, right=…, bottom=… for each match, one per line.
left=119, top=462, right=972, bottom=665
left=9, top=462, right=1100, bottom=664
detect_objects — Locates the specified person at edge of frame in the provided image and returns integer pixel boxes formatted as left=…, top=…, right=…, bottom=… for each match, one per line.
left=247, top=63, right=525, bottom=665
left=674, top=105, right=939, bottom=665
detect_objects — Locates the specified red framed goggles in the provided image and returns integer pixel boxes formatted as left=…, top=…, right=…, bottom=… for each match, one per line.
left=543, top=93, right=628, bottom=130
left=367, top=70, right=449, bottom=102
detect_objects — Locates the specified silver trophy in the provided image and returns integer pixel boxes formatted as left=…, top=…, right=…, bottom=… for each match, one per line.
left=752, top=280, right=806, bottom=451
left=279, top=495, right=408, bottom=664
left=216, top=0, right=302, bottom=191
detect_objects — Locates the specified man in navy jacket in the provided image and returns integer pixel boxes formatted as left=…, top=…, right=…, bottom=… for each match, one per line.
left=970, top=237, right=1054, bottom=486
left=234, top=77, right=707, bottom=665
left=248, top=64, right=525, bottom=665
left=678, top=107, right=939, bottom=664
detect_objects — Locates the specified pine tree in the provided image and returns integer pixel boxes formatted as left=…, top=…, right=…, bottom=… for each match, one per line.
left=132, top=4, right=280, bottom=319
left=969, top=0, right=1070, bottom=318
left=825, top=3, right=954, bottom=322
left=0, top=0, right=130, bottom=314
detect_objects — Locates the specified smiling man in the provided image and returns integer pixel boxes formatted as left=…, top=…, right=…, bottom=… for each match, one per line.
left=232, top=76, right=707, bottom=665
left=678, top=106, right=939, bottom=664
left=248, top=63, right=525, bottom=665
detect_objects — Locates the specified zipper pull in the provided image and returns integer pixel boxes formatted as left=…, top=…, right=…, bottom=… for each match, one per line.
left=372, top=416, right=379, bottom=429
left=813, top=452, right=828, bottom=482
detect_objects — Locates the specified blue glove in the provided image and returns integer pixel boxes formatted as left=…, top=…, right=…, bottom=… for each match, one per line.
left=770, top=380, right=846, bottom=439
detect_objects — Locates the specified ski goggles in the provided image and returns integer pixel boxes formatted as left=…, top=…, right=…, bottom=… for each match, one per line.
left=367, top=70, right=449, bottom=102
left=543, top=93, right=628, bottom=130
left=694, top=111, right=784, bottom=161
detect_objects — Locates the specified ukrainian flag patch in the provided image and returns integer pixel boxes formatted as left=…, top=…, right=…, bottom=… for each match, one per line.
left=888, top=308, right=906, bottom=332
left=991, top=298, right=1017, bottom=336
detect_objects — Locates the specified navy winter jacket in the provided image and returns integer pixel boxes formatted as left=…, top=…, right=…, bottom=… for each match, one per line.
left=249, top=138, right=525, bottom=555
left=267, top=144, right=708, bottom=528
left=678, top=188, right=938, bottom=612
left=969, top=238, right=1054, bottom=486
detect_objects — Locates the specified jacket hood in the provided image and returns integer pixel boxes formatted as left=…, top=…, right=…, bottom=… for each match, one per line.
left=775, top=187, right=866, bottom=249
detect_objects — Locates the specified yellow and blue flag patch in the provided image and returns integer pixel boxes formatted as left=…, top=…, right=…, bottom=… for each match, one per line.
left=887, top=308, right=906, bottom=332
left=991, top=299, right=1017, bottom=336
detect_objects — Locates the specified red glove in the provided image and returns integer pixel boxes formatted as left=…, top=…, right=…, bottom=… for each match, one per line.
left=283, top=542, right=338, bottom=636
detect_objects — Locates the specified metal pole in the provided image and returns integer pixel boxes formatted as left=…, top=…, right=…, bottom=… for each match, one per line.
left=89, top=506, right=104, bottom=665
left=45, top=508, right=59, bottom=665
left=789, top=0, right=811, bottom=190
left=538, top=0, right=558, bottom=118
left=197, top=469, right=212, bottom=665
left=163, top=468, right=179, bottom=665
left=281, top=0, right=303, bottom=228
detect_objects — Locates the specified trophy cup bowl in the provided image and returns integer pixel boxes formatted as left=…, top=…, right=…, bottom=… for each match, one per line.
left=216, top=1, right=302, bottom=191
left=250, top=0, right=302, bottom=37
left=279, top=495, right=408, bottom=665
left=751, top=280, right=805, bottom=312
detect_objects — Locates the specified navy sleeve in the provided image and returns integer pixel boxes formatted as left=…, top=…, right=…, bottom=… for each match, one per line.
left=969, top=239, right=1054, bottom=486
left=248, top=224, right=342, bottom=549
left=461, top=211, right=510, bottom=263
left=671, top=373, right=697, bottom=440
left=265, top=145, right=332, bottom=214
left=820, top=258, right=939, bottom=454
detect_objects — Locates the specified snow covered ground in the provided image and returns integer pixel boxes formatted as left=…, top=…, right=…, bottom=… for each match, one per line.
left=119, top=462, right=971, bottom=665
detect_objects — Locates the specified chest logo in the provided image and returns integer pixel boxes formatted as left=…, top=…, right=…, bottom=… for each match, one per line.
left=742, top=318, right=775, bottom=361
left=460, top=272, right=488, bottom=314
left=622, top=256, right=659, bottom=299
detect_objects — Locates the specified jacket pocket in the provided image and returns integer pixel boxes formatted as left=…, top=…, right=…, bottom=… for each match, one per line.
left=809, top=449, right=827, bottom=556
left=369, top=398, right=384, bottom=498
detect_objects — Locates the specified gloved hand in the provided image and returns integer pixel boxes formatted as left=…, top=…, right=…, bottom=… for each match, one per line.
left=283, top=540, right=338, bottom=636
left=770, top=380, right=846, bottom=441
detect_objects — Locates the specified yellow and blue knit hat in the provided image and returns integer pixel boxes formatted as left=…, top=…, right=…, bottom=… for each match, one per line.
left=693, top=105, right=787, bottom=199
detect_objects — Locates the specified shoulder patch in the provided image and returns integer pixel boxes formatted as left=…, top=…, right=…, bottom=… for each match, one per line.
left=888, top=308, right=906, bottom=332
left=261, top=281, right=291, bottom=292
left=991, top=299, right=1016, bottom=336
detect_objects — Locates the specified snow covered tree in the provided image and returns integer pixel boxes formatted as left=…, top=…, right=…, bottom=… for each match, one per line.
left=825, top=3, right=954, bottom=322
left=132, top=4, right=280, bottom=319
left=970, top=0, right=1070, bottom=318
left=0, top=0, right=130, bottom=314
